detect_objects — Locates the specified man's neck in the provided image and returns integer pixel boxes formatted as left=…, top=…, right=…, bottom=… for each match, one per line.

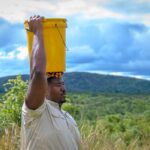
left=46, top=96, right=62, bottom=109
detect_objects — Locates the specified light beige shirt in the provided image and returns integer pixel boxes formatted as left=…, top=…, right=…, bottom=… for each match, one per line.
left=21, top=98, right=81, bottom=150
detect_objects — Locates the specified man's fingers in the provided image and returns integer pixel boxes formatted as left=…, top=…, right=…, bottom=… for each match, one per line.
left=41, top=16, right=45, bottom=21
left=33, top=15, right=36, bottom=18
left=29, top=15, right=43, bottom=21
left=28, top=15, right=44, bottom=33
left=29, top=16, right=33, bottom=21
left=39, top=16, right=44, bottom=22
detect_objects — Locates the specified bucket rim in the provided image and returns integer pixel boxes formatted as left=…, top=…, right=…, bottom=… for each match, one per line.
left=24, top=18, right=67, bottom=24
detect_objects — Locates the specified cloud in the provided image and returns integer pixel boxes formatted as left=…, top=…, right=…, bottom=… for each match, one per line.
left=0, top=18, right=26, bottom=48
left=67, top=45, right=97, bottom=64
left=66, top=20, right=150, bottom=78
left=0, top=45, right=28, bottom=60
left=103, top=0, right=150, bottom=14
left=0, top=45, right=29, bottom=77
left=0, top=50, right=18, bottom=59
left=0, top=0, right=149, bottom=26
left=0, top=50, right=16, bottom=59
left=16, top=46, right=28, bottom=60
left=0, top=18, right=28, bottom=76
left=0, top=58, right=29, bottom=77
left=0, top=0, right=150, bottom=79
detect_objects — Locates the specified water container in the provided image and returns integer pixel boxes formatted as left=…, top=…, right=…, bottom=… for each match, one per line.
left=24, top=18, right=67, bottom=72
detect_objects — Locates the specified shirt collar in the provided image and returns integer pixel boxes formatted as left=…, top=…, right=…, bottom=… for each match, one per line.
left=46, top=98, right=60, bottom=109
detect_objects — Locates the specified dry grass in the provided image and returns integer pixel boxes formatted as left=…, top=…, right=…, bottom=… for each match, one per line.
left=0, top=124, right=20, bottom=150
left=80, top=121, right=150, bottom=150
left=0, top=122, right=150, bottom=150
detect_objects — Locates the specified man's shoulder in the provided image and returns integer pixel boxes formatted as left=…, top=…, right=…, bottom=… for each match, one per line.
left=62, top=110, right=77, bottom=125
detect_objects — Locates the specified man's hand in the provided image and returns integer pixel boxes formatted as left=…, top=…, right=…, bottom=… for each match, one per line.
left=28, top=15, right=44, bottom=34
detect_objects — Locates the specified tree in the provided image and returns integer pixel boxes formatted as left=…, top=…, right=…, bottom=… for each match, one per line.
left=0, top=75, right=27, bottom=128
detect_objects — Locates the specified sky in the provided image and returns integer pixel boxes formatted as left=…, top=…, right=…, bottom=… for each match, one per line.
left=0, top=0, right=150, bottom=80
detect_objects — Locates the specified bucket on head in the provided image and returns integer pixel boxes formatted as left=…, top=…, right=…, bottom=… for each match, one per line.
left=24, top=18, right=67, bottom=73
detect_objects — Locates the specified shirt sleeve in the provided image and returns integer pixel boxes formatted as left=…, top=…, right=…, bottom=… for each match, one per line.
left=22, top=100, right=46, bottom=126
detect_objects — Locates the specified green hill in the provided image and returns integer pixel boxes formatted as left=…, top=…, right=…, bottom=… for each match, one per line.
left=0, top=72, right=150, bottom=94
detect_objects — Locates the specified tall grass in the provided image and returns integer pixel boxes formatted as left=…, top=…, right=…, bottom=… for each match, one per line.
left=0, top=124, right=20, bottom=150
left=80, top=120, right=150, bottom=150
left=0, top=122, right=149, bottom=150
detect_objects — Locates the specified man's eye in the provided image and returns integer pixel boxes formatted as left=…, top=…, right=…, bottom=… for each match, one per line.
left=53, top=82, right=64, bottom=86
left=56, top=83, right=61, bottom=86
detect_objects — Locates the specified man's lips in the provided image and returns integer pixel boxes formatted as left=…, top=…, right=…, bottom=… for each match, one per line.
left=60, top=93, right=66, bottom=97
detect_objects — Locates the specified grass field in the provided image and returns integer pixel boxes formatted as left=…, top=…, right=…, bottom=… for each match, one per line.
left=0, top=121, right=150, bottom=150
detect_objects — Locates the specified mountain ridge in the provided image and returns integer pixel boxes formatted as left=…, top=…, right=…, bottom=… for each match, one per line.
left=0, top=72, right=150, bottom=94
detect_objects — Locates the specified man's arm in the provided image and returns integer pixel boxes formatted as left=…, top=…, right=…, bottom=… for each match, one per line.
left=25, top=15, right=47, bottom=110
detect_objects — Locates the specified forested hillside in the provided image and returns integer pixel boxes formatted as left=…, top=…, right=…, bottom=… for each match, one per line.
left=0, top=72, right=150, bottom=94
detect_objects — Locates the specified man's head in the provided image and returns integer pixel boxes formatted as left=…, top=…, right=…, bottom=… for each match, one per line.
left=46, top=77, right=66, bottom=105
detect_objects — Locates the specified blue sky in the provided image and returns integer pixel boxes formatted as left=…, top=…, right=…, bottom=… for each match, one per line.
left=0, top=0, right=150, bottom=80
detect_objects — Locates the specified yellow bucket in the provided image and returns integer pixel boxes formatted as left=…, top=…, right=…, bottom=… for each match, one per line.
left=24, top=18, right=67, bottom=73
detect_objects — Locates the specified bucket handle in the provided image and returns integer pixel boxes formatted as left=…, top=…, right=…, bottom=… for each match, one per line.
left=24, top=21, right=69, bottom=51
left=55, top=24, right=69, bottom=51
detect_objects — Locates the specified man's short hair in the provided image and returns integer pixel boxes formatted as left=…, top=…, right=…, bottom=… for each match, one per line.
left=46, top=72, right=64, bottom=85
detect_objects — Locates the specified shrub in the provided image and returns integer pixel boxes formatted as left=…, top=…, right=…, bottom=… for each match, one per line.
left=0, top=75, right=27, bottom=129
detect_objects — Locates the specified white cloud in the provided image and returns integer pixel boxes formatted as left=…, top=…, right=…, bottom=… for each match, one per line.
left=140, top=14, right=150, bottom=26
left=109, top=72, right=125, bottom=76
left=67, top=45, right=96, bottom=64
left=0, top=0, right=55, bottom=23
left=0, top=0, right=149, bottom=26
left=0, top=51, right=15, bottom=59
left=89, top=70, right=150, bottom=81
left=16, top=46, right=28, bottom=60
left=67, top=68, right=150, bottom=81
left=69, top=45, right=95, bottom=56
left=137, top=0, right=150, bottom=3
left=0, top=46, right=28, bottom=60
left=79, top=5, right=125, bottom=19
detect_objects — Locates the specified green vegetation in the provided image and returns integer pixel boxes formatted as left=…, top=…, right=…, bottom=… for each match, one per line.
left=0, top=75, right=150, bottom=150
left=0, top=72, right=150, bottom=94
left=0, top=76, right=27, bottom=129
left=64, top=93, right=150, bottom=147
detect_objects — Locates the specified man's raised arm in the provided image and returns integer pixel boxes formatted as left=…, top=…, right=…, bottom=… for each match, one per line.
left=25, top=15, right=47, bottom=110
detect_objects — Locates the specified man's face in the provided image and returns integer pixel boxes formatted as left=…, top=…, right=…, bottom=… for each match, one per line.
left=48, top=78, right=66, bottom=104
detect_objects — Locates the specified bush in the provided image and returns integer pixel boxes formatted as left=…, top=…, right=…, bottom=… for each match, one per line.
left=0, top=75, right=27, bottom=129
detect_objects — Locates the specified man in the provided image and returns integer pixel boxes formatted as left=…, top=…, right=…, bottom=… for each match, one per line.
left=21, top=15, right=81, bottom=150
